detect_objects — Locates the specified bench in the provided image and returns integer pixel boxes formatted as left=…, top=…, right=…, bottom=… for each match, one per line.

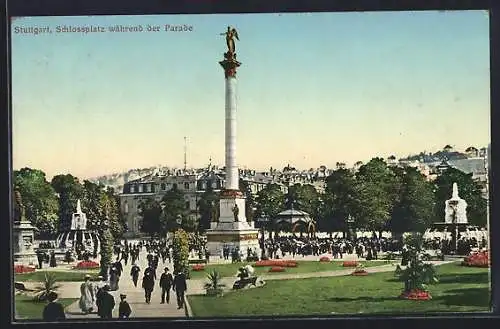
left=15, top=282, right=34, bottom=292
left=232, top=276, right=258, bottom=290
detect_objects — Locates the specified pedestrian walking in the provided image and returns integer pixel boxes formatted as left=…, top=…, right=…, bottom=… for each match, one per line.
left=172, top=270, right=187, bottom=309
left=96, top=285, right=115, bottom=319
left=130, top=263, right=141, bottom=287
left=159, top=267, right=174, bottom=304
left=142, top=271, right=155, bottom=304
left=118, top=294, right=132, bottom=319
left=78, top=275, right=95, bottom=314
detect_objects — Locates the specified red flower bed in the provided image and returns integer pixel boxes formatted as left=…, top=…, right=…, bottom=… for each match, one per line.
left=399, top=289, right=432, bottom=300
left=342, top=261, right=359, bottom=267
left=75, top=260, right=100, bottom=269
left=462, top=251, right=489, bottom=268
left=191, top=264, right=205, bottom=271
left=255, top=260, right=297, bottom=268
left=319, top=257, right=330, bottom=262
left=351, top=269, right=369, bottom=276
left=269, top=266, right=286, bottom=273
left=14, top=264, right=36, bottom=274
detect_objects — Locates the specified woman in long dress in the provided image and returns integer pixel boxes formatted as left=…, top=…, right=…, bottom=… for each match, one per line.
left=109, top=267, right=119, bottom=291
left=79, top=275, right=95, bottom=314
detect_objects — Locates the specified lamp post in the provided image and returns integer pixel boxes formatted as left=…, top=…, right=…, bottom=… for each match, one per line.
left=347, top=214, right=355, bottom=242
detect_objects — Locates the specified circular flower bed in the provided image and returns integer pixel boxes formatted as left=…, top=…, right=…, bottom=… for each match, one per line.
left=74, top=260, right=100, bottom=269
left=319, top=256, right=330, bottom=262
left=255, top=260, right=297, bottom=268
left=399, top=289, right=432, bottom=300
left=191, top=264, right=205, bottom=271
left=462, top=250, right=489, bottom=268
left=14, top=264, right=36, bottom=274
left=269, top=266, right=286, bottom=273
left=342, top=261, right=359, bottom=267
left=351, top=269, right=369, bottom=276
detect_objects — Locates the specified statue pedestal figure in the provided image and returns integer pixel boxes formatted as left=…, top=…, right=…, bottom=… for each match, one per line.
left=13, top=220, right=37, bottom=266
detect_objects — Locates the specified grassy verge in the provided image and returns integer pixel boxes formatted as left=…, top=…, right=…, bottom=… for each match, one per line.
left=188, top=260, right=391, bottom=279
left=187, top=263, right=490, bottom=317
left=15, top=270, right=100, bottom=282
left=15, top=294, right=77, bottom=320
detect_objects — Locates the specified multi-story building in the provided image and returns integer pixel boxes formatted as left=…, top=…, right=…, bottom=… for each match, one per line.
left=120, top=165, right=331, bottom=237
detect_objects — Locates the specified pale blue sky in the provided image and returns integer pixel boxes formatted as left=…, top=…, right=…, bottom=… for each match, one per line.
left=11, top=11, right=490, bottom=179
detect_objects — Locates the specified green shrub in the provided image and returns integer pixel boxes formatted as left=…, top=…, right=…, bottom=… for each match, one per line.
left=173, top=229, right=190, bottom=278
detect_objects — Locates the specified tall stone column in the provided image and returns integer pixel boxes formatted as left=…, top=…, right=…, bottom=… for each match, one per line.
left=220, top=56, right=241, bottom=191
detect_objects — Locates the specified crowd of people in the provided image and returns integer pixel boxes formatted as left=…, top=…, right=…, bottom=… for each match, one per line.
left=40, top=230, right=488, bottom=321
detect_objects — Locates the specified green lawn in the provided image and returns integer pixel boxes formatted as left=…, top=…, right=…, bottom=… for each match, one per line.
left=15, top=294, right=77, bottom=320
left=187, top=263, right=491, bottom=317
left=188, top=260, right=391, bottom=279
left=15, top=270, right=100, bottom=282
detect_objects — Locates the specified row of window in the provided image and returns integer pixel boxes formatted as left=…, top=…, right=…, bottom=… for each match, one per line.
left=127, top=180, right=225, bottom=194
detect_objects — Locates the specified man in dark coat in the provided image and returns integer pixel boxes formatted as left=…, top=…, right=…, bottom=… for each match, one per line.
left=121, top=250, right=129, bottom=266
left=159, top=267, right=174, bottom=304
left=130, top=263, right=141, bottom=287
left=144, top=265, right=156, bottom=280
left=172, top=271, right=187, bottom=309
left=36, top=251, right=45, bottom=269
left=96, top=285, right=115, bottom=319
left=42, top=292, right=66, bottom=321
left=113, top=258, right=124, bottom=277
left=142, top=271, right=155, bottom=304
left=118, top=294, right=132, bottom=319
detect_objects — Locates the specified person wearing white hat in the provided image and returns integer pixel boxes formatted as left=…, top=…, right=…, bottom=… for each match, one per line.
left=79, top=274, right=95, bottom=314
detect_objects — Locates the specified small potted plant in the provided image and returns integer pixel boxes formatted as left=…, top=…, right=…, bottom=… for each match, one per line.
left=204, top=270, right=226, bottom=297
left=351, top=264, right=368, bottom=276
left=395, top=233, right=438, bottom=300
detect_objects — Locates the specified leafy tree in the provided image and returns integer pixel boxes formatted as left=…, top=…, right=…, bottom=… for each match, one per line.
left=197, top=186, right=219, bottom=231
left=13, top=168, right=59, bottom=239
left=139, top=199, right=162, bottom=236
left=323, top=168, right=360, bottom=235
left=98, top=217, right=114, bottom=280
left=103, top=188, right=124, bottom=239
left=434, top=168, right=487, bottom=226
left=51, top=174, right=84, bottom=232
left=240, top=178, right=255, bottom=222
left=389, top=167, right=435, bottom=233
left=81, top=180, right=104, bottom=230
left=286, top=184, right=320, bottom=215
left=355, top=158, right=399, bottom=235
left=255, top=183, right=286, bottom=219
left=161, top=185, right=189, bottom=234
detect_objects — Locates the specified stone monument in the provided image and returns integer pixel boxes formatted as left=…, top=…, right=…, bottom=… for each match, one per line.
left=445, top=182, right=468, bottom=224
left=12, top=188, right=37, bottom=266
left=205, top=27, right=260, bottom=257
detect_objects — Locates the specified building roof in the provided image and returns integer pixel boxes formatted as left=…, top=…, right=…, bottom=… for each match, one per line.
left=448, top=158, right=487, bottom=176
left=274, top=209, right=313, bottom=224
